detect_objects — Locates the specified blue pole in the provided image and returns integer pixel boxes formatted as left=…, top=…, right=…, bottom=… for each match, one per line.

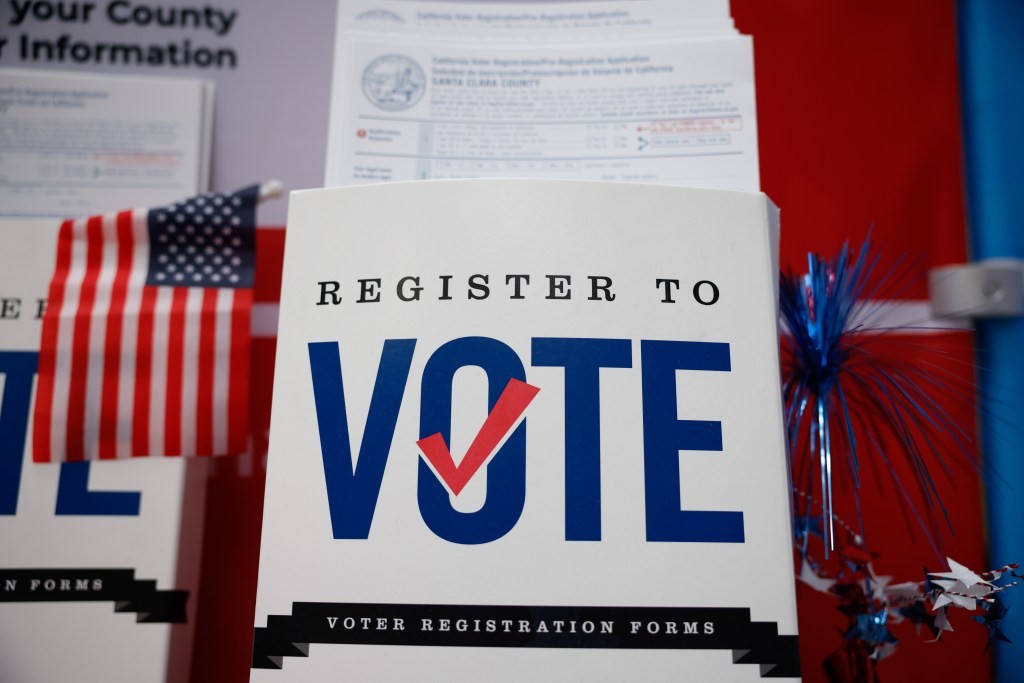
left=958, top=1, right=1024, bottom=680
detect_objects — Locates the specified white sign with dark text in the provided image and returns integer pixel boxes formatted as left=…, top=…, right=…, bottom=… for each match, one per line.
left=0, top=220, right=206, bottom=683
left=252, top=180, right=798, bottom=681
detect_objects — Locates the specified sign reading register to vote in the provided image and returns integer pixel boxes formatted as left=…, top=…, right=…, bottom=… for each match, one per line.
left=251, top=180, right=799, bottom=681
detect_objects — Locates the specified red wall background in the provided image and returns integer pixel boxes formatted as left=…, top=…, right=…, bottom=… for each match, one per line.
left=732, top=2, right=988, bottom=680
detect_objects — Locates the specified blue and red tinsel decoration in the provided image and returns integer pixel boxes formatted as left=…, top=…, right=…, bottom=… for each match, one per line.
left=780, top=240, right=1018, bottom=679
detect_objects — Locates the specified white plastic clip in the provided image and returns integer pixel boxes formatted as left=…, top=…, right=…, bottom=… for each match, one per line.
left=258, top=180, right=284, bottom=202
left=929, top=259, right=1024, bottom=319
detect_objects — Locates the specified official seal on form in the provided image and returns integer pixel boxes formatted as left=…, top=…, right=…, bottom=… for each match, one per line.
left=362, top=54, right=426, bottom=111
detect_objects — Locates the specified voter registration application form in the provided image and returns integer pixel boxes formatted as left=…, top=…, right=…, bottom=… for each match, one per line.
left=0, top=68, right=212, bottom=218
left=325, top=0, right=759, bottom=191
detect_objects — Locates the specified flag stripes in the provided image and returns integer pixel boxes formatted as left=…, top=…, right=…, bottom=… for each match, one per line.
left=32, top=188, right=256, bottom=462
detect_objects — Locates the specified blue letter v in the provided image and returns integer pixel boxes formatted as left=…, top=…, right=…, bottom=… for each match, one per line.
left=308, top=340, right=415, bottom=539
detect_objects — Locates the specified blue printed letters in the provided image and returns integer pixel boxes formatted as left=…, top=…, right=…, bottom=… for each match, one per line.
left=308, top=337, right=744, bottom=545
left=0, top=351, right=141, bottom=517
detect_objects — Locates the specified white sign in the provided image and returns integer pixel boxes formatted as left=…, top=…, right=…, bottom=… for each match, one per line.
left=0, top=220, right=206, bottom=683
left=252, top=180, right=798, bottom=681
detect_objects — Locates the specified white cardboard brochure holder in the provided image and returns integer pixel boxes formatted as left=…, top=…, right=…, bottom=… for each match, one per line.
left=0, top=220, right=206, bottom=683
left=252, top=180, right=798, bottom=682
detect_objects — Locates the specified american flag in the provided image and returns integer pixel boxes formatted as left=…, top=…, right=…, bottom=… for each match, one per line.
left=32, top=186, right=258, bottom=462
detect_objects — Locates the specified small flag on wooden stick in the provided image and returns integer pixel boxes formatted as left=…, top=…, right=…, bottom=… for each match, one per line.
left=32, top=185, right=267, bottom=462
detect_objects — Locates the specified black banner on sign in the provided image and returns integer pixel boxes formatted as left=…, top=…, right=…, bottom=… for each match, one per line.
left=0, top=568, right=187, bottom=623
left=251, top=602, right=800, bottom=678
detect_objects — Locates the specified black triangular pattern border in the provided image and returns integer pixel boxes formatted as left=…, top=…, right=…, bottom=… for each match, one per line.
left=251, top=602, right=799, bottom=678
left=0, top=568, right=187, bottom=623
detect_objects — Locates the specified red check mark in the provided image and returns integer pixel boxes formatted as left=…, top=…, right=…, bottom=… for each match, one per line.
left=417, top=378, right=540, bottom=496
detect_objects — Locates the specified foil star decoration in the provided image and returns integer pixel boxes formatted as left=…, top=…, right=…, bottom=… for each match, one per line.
left=932, top=607, right=955, bottom=639
left=863, top=566, right=893, bottom=603
left=896, top=599, right=939, bottom=638
left=845, top=609, right=898, bottom=658
left=929, top=557, right=995, bottom=610
left=791, top=501, right=1022, bottom=665
left=975, top=596, right=1012, bottom=651
left=799, top=558, right=837, bottom=594
left=931, top=557, right=987, bottom=589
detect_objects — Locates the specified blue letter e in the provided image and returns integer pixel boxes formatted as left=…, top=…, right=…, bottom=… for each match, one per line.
left=641, top=340, right=744, bottom=543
